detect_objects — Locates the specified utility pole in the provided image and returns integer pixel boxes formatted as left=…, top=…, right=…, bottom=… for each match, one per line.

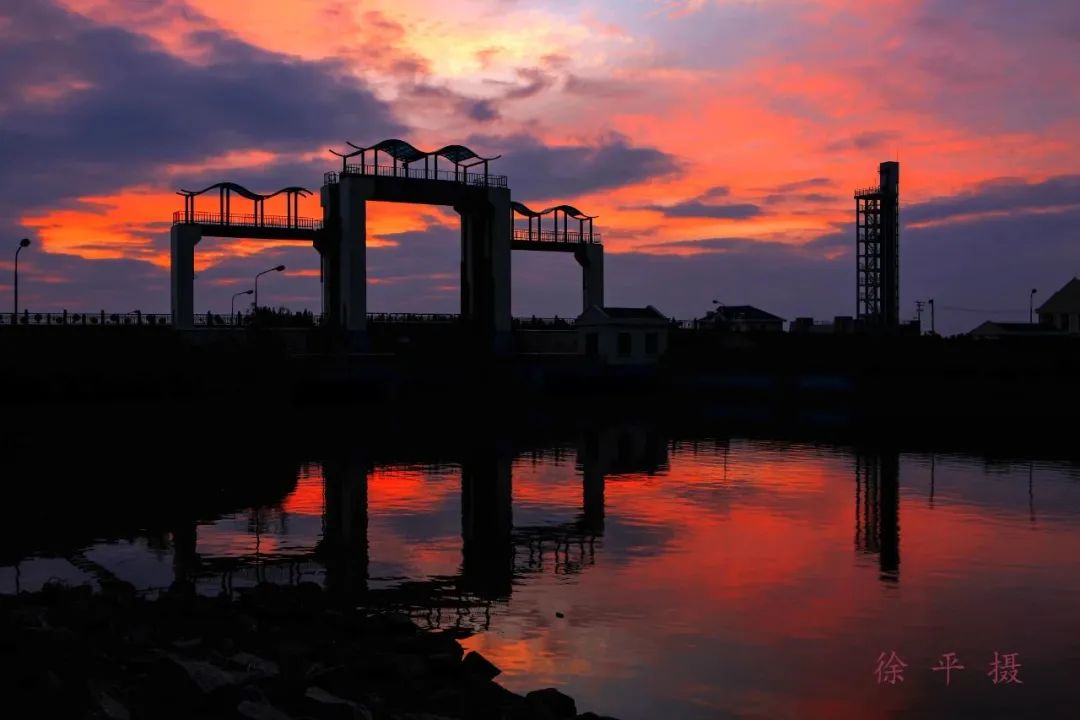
left=915, top=300, right=925, bottom=333
left=928, top=298, right=935, bottom=335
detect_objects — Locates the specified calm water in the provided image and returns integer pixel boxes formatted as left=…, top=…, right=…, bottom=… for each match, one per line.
left=4, top=430, right=1080, bottom=719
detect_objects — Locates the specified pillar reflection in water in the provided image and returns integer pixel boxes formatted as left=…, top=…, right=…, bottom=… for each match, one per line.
left=855, top=448, right=900, bottom=582
left=460, top=445, right=514, bottom=599
left=321, top=451, right=370, bottom=596
left=171, top=520, right=199, bottom=587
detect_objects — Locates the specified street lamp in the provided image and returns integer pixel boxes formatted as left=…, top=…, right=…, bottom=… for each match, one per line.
left=1030, top=288, right=1038, bottom=324
left=231, top=289, right=254, bottom=318
left=253, top=265, right=285, bottom=311
left=14, top=238, right=30, bottom=316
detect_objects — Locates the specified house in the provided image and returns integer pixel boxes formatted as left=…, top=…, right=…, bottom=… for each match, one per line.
left=576, top=305, right=669, bottom=365
left=968, top=321, right=1062, bottom=339
left=1037, top=277, right=1080, bottom=333
left=699, top=304, right=784, bottom=333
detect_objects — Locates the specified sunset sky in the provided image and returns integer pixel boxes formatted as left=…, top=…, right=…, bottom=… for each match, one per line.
left=1, top=0, right=1078, bottom=333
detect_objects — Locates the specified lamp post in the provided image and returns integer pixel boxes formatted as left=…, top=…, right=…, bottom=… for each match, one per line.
left=928, top=298, right=935, bottom=335
left=231, top=289, right=253, bottom=318
left=253, top=265, right=285, bottom=312
left=14, top=238, right=30, bottom=316
left=1030, top=288, right=1037, bottom=324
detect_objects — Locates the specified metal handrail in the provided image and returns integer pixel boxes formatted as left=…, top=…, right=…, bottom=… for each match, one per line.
left=512, top=229, right=601, bottom=245
left=1, top=312, right=594, bottom=328
left=854, top=185, right=881, bottom=197
left=325, top=163, right=508, bottom=188
left=0, top=311, right=173, bottom=326
left=172, top=210, right=322, bottom=230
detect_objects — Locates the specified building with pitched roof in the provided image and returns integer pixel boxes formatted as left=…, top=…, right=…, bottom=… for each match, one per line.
left=1037, top=277, right=1080, bottom=333
left=576, top=306, right=669, bottom=365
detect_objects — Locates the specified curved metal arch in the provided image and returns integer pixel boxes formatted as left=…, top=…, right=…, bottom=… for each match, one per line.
left=344, top=139, right=500, bottom=164
left=177, top=181, right=264, bottom=201
left=511, top=201, right=597, bottom=220
left=547, top=204, right=597, bottom=220
left=263, top=186, right=313, bottom=199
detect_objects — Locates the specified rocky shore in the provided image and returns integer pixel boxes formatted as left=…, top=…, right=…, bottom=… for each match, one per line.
left=1, top=581, right=617, bottom=720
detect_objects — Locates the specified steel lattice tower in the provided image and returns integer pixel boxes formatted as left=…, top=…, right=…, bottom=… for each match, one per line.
left=855, top=162, right=900, bottom=326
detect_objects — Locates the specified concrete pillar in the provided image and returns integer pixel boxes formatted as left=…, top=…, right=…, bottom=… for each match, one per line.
left=321, top=451, right=369, bottom=596
left=575, top=243, right=604, bottom=313
left=318, top=186, right=341, bottom=328
left=458, top=187, right=512, bottom=350
left=170, top=225, right=201, bottom=329
left=337, top=176, right=373, bottom=340
left=489, top=188, right=512, bottom=337
left=460, top=445, right=513, bottom=599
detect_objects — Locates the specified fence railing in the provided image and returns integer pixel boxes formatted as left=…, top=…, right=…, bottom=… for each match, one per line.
left=2, top=312, right=600, bottom=329
left=0, top=311, right=172, bottom=326
left=172, top=210, right=323, bottom=230
left=512, top=228, right=600, bottom=245
left=854, top=185, right=881, bottom=197
left=324, top=163, right=508, bottom=188
left=512, top=316, right=576, bottom=328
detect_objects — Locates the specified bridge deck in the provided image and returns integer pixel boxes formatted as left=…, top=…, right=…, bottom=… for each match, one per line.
left=172, top=211, right=322, bottom=241
left=511, top=228, right=600, bottom=252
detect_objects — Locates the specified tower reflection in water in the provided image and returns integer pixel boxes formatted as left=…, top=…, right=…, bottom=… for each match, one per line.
left=854, top=448, right=900, bottom=582
left=169, top=423, right=669, bottom=626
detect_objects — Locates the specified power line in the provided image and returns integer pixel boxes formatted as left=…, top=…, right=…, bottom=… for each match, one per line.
left=936, top=305, right=1027, bottom=314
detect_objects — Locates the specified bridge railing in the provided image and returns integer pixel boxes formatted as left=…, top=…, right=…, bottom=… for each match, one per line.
left=325, top=163, right=508, bottom=188
left=512, top=316, right=576, bottom=328
left=2, top=312, right=587, bottom=328
left=512, top=228, right=601, bottom=245
left=0, top=311, right=173, bottom=326
left=172, top=210, right=323, bottom=230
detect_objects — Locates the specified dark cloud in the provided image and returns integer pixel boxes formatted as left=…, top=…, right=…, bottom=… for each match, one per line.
left=407, top=83, right=500, bottom=123
left=0, top=1, right=402, bottom=212
left=904, top=175, right=1080, bottom=225
left=698, top=186, right=731, bottom=200
left=762, top=192, right=836, bottom=206
left=757, top=177, right=833, bottom=193
left=470, top=133, right=680, bottom=201
left=824, top=131, right=901, bottom=153
left=563, top=74, right=637, bottom=98
left=484, top=67, right=556, bottom=100
left=638, top=201, right=762, bottom=219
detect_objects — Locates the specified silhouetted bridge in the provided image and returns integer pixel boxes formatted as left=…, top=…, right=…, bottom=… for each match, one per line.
left=165, top=139, right=606, bottom=335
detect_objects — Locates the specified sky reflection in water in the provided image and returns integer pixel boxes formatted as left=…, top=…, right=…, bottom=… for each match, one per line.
left=4, top=436, right=1080, bottom=720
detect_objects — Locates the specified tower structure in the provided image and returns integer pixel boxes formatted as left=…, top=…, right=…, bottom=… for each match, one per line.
left=855, top=161, right=900, bottom=327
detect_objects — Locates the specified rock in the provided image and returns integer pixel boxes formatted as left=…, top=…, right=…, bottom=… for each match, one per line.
left=526, top=688, right=577, bottom=719
left=231, top=651, right=281, bottom=678
left=305, top=686, right=374, bottom=720
left=238, top=700, right=294, bottom=720
left=95, top=690, right=131, bottom=720
left=461, top=651, right=501, bottom=680
left=167, top=654, right=242, bottom=694
left=171, top=637, right=203, bottom=650
left=464, top=680, right=525, bottom=719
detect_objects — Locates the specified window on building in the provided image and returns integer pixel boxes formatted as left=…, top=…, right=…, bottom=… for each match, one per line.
left=617, top=332, right=632, bottom=357
left=1062, top=314, right=1070, bottom=330
left=585, top=332, right=599, bottom=356
left=645, top=332, right=659, bottom=355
